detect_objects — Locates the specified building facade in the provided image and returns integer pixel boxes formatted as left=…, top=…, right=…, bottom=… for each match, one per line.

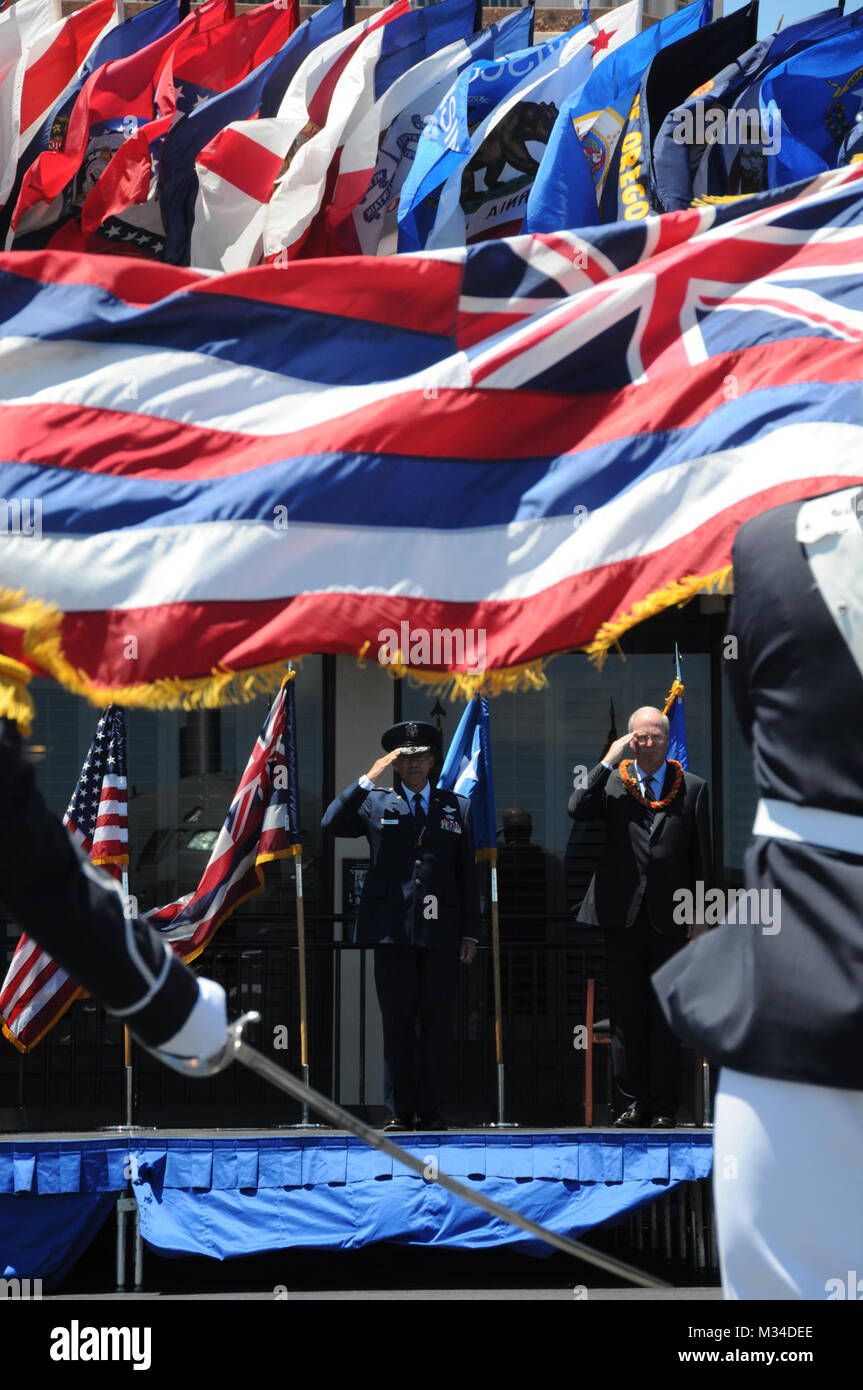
left=0, top=595, right=754, bottom=1128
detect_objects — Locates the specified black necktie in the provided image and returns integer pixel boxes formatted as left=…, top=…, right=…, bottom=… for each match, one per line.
left=643, top=775, right=656, bottom=828
left=412, top=793, right=426, bottom=831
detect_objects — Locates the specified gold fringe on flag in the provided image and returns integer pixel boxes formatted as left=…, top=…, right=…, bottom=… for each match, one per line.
left=0, top=655, right=36, bottom=737
left=356, top=640, right=549, bottom=698
left=2, top=568, right=734, bottom=716
left=663, top=677, right=684, bottom=717
left=0, top=585, right=305, bottom=713
left=586, top=566, right=734, bottom=668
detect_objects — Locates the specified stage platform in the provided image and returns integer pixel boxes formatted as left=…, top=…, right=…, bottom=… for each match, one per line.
left=0, top=1127, right=714, bottom=1287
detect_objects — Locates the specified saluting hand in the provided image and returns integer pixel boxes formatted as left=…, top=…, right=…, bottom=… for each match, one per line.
left=603, top=733, right=636, bottom=767
left=363, top=748, right=402, bottom=784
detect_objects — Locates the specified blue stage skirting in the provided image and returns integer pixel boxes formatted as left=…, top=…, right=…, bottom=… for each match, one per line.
left=0, top=1133, right=713, bottom=1281
left=0, top=1140, right=127, bottom=1287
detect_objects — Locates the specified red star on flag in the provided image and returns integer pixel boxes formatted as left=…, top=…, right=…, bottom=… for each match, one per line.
left=589, top=28, right=611, bottom=55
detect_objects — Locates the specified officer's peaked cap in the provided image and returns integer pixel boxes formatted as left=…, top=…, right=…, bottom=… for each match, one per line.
left=381, top=721, right=441, bottom=755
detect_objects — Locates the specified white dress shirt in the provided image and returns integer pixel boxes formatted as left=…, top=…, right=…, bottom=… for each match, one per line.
left=634, top=760, right=667, bottom=801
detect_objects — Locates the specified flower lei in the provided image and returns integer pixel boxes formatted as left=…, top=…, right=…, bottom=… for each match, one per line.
left=619, top=759, right=684, bottom=810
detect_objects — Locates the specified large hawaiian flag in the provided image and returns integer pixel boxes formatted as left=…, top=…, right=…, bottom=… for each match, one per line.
left=1, top=160, right=863, bottom=709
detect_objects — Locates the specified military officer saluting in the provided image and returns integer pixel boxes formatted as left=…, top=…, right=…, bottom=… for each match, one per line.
left=322, top=720, right=480, bottom=1131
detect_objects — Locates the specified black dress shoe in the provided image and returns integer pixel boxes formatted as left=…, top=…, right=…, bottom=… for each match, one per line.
left=613, top=1103, right=649, bottom=1128
left=650, top=1114, right=676, bottom=1129
left=381, top=1112, right=414, bottom=1132
left=415, top=1112, right=448, bottom=1131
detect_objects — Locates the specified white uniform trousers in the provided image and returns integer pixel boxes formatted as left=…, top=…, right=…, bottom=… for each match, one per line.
left=713, top=1067, right=863, bottom=1300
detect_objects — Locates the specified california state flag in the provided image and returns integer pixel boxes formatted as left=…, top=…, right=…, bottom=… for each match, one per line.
left=428, top=0, right=641, bottom=250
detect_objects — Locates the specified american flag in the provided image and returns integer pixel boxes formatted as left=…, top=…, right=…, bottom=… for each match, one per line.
left=2, top=161, right=863, bottom=704
left=0, top=705, right=129, bottom=1051
left=147, top=678, right=301, bottom=962
left=63, top=704, right=129, bottom=877
left=1, top=682, right=300, bottom=1052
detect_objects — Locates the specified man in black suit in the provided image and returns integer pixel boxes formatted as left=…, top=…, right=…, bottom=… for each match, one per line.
left=655, top=484, right=863, bottom=1297
left=568, top=707, right=712, bottom=1128
left=322, top=720, right=480, bottom=1132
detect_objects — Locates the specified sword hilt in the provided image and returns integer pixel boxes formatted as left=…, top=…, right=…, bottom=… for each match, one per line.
left=143, top=1010, right=261, bottom=1078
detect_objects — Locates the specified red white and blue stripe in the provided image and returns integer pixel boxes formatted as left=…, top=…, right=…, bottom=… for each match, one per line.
left=147, top=680, right=301, bottom=961
left=2, top=160, right=863, bottom=700
left=62, top=704, right=129, bottom=873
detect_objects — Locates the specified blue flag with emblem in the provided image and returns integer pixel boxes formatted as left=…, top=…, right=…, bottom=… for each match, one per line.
left=755, top=10, right=863, bottom=189
left=438, top=696, right=496, bottom=860
left=598, top=1, right=759, bottom=224
left=652, top=5, right=862, bottom=211
left=526, top=0, right=712, bottom=234
left=663, top=647, right=688, bottom=772
left=397, top=25, right=577, bottom=252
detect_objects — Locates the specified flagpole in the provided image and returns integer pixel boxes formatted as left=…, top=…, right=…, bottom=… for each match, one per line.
left=485, top=852, right=517, bottom=1127
left=122, top=869, right=133, bottom=1131
left=105, top=868, right=144, bottom=1136
left=295, top=854, right=312, bottom=1125
left=489, top=856, right=507, bottom=1125
left=287, top=857, right=324, bottom=1126
left=277, top=673, right=324, bottom=1130
left=438, top=695, right=512, bottom=1127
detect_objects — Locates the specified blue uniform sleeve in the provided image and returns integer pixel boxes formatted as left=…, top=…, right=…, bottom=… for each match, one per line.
left=321, top=780, right=373, bottom=838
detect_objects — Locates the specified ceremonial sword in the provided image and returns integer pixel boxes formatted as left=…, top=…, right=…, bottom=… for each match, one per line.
left=155, top=1012, right=671, bottom=1290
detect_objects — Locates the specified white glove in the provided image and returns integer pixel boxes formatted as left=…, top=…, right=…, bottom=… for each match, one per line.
left=153, top=977, right=229, bottom=1072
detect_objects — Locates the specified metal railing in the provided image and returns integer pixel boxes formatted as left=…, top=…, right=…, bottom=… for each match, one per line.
left=1, top=917, right=711, bottom=1128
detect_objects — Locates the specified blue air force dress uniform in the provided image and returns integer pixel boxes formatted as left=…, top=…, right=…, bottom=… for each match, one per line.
left=653, top=484, right=863, bottom=1298
left=322, top=721, right=481, bottom=1124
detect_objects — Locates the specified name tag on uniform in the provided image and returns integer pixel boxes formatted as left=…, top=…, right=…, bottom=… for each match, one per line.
left=441, top=815, right=462, bottom=834
left=380, top=816, right=399, bottom=826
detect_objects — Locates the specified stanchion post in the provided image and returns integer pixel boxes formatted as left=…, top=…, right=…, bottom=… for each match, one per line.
left=487, top=860, right=513, bottom=1126
left=115, top=1195, right=136, bottom=1291
left=133, top=1208, right=144, bottom=1292
left=120, top=869, right=136, bottom=1131
left=493, top=866, right=503, bottom=1120
left=115, top=1197, right=126, bottom=1292
left=295, top=855, right=310, bottom=1126
left=280, top=852, right=326, bottom=1129
left=124, top=1027, right=133, bottom=1128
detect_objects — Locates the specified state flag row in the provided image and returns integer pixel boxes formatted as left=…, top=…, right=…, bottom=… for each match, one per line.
left=2, top=0, right=861, bottom=268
